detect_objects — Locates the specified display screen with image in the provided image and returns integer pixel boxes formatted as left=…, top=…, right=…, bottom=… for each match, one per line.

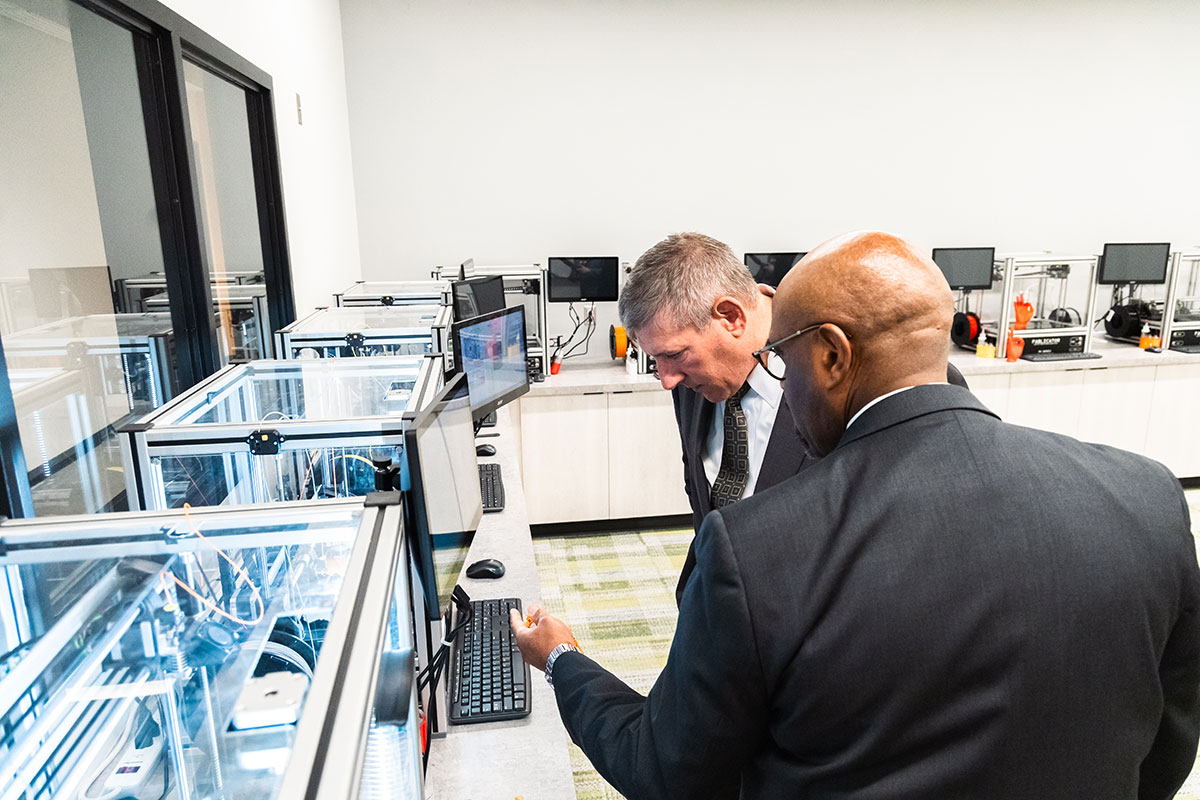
left=931, top=248, right=996, bottom=291
left=547, top=256, right=619, bottom=303
left=451, top=305, right=529, bottom=420
left=743, top=253, right=805, bottom=287
left=402, top=375, right=482, bottom=618
left=1098, top=243, right=1171, bottom=285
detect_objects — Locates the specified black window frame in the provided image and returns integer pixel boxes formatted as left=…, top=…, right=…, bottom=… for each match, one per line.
left=0, top=0, right=296, bottom=518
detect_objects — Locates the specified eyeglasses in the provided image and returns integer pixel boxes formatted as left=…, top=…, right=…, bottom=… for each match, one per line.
left=752, top=322, right=850, bottom=381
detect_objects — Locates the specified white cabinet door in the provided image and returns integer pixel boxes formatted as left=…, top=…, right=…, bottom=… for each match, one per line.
left=519, top=393, right=609, bottom=524
left=1006, top=370, right=1086, bottom=438
left=607, top=390, right=691, bottom=519
left=1146, top=364, right=1200, bottom=478
left=1077, top=366, right=1156, bottom=454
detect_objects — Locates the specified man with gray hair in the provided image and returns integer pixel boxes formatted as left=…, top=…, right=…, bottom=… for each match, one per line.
left=618, top=232, right=809, bottom=604
left=619, top=232, right=965, bottom=603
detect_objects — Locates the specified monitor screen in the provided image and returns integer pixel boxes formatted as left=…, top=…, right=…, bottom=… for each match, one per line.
left=450, top=305, right=529, bottom=420
left=547, top=256, right=619, bottom=303
left=931, top=248, right=996, bottom=291
left=1098, top=243, right=1171, bottom=285
left=451, top=276, right=506, bottom=321
left=458, top=258, right=476, bottom=281
left=403, top=374, right=482, bottom=619
left=743, top=253, right=805, bottom=287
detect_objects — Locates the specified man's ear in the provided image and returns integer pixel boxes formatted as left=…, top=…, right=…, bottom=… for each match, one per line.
left=816, top=324, right=854, bottom=388
left=712, top=296, right=750, bottom=336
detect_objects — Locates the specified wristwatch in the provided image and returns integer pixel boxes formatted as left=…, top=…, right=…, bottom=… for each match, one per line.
left=544, top=642, right=580, bottom=687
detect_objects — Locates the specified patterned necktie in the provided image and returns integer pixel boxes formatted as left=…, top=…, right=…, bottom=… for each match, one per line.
left=710, top=382, right=751, bottom=509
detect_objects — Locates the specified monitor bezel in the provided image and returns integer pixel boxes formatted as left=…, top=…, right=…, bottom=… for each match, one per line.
left=402, top=373, right=482, bottom=620
left=1097, top=242, right=1171, bottom=286
left=546, top=256, right=620, bottom=303
left=450, top=275, right=506, bottom=321
left=742, top=252, right=806, bottom=287
left=449, top=304, right=530, bottom=422
left=931, top=247, right=997, bottom=291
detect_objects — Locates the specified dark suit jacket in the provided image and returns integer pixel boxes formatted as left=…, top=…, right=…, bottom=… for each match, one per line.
left=556, top=384, right=1200, bottom=800
left=670, top=362, right=969, bottom=603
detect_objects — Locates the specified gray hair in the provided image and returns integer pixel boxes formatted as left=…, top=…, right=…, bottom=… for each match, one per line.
left=618, top=232, right=758, bottom=337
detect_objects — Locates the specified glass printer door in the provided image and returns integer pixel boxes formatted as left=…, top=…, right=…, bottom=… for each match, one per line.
left=0, top=502, right=372, bottom=799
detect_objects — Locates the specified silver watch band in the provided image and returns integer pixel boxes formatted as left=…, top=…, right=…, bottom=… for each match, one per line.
left=544, top=642, right=580, bottom=686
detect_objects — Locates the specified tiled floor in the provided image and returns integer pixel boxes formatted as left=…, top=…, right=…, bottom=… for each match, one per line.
left=534, top=488, right=1200, bottom=800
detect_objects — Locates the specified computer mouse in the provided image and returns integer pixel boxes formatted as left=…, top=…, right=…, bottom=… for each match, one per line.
left=475, top=443, right=497, bottom=457
left=466, top=558, right=505, bottom=579
left=1146, top=346, right=1163, bottom=353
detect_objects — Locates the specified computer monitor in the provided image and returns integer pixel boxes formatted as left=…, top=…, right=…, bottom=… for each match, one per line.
left=1098, top=243, right=1171, bottom=285
left=451, top=276, right=506, bottom=321
left=743, top=253, right=805, bottom=287
left=931, top=248, right=996, bottom=291
left=402, top=374, right=483, bottom=620
left=547, top=256, right=619, bottom=303
left=458, top=258, right=476, bottom=281
left=449, top=305, right=530, bottom=422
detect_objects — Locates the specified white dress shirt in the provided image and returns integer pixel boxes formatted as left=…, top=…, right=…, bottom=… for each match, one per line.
left=703, top=353, right=784, bottom=499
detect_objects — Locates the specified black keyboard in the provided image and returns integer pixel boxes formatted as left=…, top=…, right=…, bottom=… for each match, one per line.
left=479, top=463, right=505, bottom=512
left=448, top=598, right=530, bottom=724
left=480, top=411, right=498, bottom=428
left=1171, top=344, right=1200, bottom=354
left=1020, top=351, right=1103, bottom=362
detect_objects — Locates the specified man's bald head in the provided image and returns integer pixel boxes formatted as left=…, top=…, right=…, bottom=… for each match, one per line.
left=770, top=231, right=955, bottom=456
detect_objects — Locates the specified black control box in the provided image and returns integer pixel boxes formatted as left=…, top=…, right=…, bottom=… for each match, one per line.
left=1169, top=328, right=1200, bottom=351
left=1021, top=333, right=1086, bottom=356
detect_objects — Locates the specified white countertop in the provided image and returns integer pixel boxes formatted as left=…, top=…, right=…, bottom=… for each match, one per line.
left=530, top=360, right=664, bottom=396
left=526, top=340, right=1200, bottom=398
left=422, top=406, right=577, bottom=800
left=951, top=336, right=1200, bottom=376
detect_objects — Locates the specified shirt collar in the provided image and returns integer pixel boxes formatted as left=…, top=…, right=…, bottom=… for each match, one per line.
left=744, top=352, right=784, bottom=410
left=845, top=382, right=948, bottom=432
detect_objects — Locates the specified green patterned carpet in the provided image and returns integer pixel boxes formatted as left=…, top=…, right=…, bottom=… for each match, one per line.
left=533, top=528, right=691, bottom=800
left=535, top=488, right=1200, bottom=800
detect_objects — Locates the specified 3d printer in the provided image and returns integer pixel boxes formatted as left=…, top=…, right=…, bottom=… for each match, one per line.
left=3, top=313, right=180, bottom=416
left=119, top=356, right=442, bottom=511
left=143, top=285, right=272, bottom=363
left=114, top=271, right=263, bottom=314
left=434, top=264, right=550, bottom=378
left=274, top=305, right=451, bottom=361
left=0, top=498, right=422, bottom=800
left=333, top=281, right=451, bottom=308
left=1161, top=250, right=1200, bottom=353
left=1095, top=243, right=1173, bottom=348
left=941, top=250, right=1100, bottom=361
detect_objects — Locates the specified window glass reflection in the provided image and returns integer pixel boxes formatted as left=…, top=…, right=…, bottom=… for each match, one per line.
left=0, top=0, right=174, bottom=514
left=183, top=60, right=269, bottom=363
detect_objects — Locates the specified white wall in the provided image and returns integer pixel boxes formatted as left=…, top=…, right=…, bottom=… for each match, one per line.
left=340, top=0, right=1200, bottom=357
left=0, top=0, right=106, bottom=278
left=160, top=0, right=362, bottom=315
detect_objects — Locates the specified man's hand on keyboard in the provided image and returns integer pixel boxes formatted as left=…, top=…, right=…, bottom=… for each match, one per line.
left=510, top=603, right=576, bottom=672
